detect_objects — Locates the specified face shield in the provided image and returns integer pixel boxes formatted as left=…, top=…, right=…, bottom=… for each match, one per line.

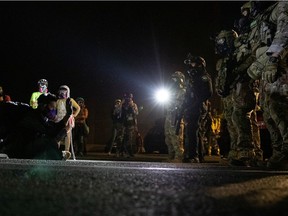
left=185, top=60, right=204, bottom=76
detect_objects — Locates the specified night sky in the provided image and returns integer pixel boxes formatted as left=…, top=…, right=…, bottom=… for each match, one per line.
left=0, top=1, right=245, bottom=143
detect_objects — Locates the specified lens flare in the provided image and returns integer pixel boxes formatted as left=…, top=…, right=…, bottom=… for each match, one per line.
left=154, top=88, right=170, bottom=104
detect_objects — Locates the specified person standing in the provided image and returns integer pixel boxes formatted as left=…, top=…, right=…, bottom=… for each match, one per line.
left=214, top=26, right=263, bottom=167
left=181, top=54, right=213, bottom=163
left=54, top=85, right=80, bottom=160
left=30, top=79, right=48, bottom=109
left=165, top=71, right=186, bottom=162
left=73, top=97, right=89, bottom=157
left=106, top=99, right=124, bottom=156
left=121, top=93, right=138, bottom=157
left=247, top=1, right=288, bottom=169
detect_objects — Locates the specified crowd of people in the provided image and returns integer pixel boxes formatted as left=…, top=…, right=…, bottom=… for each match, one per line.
left=1, top=1, right=288, bottom=170
left=214, top=1, right=288, bottom=169
left=161, top=1, right=288, bottom=169
left=0, top=80, right=89, bottom=160
left=105, top=93, right=144, bottom=158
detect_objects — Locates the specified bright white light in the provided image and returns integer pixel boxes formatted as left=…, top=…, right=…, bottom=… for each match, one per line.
left=154, top=88, right=170, bottom=104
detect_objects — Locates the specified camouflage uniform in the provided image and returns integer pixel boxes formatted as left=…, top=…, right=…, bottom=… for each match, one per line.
left=214, top=29, right=262, bottom=166
left=215, top=58, right=238, bottom=153
left=164, top=71, right=186, bottom=162
left=247, top=2, right=288, bottom=169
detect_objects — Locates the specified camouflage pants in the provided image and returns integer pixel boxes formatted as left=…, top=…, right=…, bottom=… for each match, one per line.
left=107, top=123, right=124, bottom=154
left=261, top=75, right=288, bottom=155
left=122, top=125, right=137, bottom=156
left=164, top=113, right=183, bottom=160
left=251, top=109, right=262, bottom=155
left=226, top=80, right=263, bottom=162
left=222, top=95, right=237, bottom=150
left=232, top=80, right=256, bottom=150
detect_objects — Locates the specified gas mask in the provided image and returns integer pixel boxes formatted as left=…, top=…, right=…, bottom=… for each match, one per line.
left=39, top=84, right=48, bottom=93
left=234, top=12, right=251, bottom=35
left=215, top=30, right=238, bottom=56
left=187, top=63, right=204, bottom=77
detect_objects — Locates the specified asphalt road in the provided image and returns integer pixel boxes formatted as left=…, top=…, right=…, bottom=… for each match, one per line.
left=1, top=158, right=288, bottom=216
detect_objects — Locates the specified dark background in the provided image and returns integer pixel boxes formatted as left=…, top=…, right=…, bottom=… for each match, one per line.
left=0, top=1, right=245, bottom=144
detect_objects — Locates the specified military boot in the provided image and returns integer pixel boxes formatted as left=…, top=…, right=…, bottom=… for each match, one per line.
left=249, top=149, right=265, bottom=167
left=228, top=149, right=255, bottom=167
left=267, top=150, right=288, bottom=169
left=168, top=151, right=175, bottom=161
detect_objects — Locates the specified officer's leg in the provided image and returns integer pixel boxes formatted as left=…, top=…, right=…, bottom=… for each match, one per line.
left=267, top=93, right=288, bottom=168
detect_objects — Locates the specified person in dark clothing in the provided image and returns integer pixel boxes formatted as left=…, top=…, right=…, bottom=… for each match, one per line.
left=121, top=93, right=139, bottom=157
left=181, top=54, right=213, bottom=163
left=0, top=101, right=31, bottom=154
left=4, top=93, right=72, bottom=160
left=106, top=99, right=125, bottom=156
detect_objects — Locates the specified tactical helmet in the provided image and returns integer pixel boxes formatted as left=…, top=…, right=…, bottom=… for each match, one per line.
left=172, top=71, right=185, bottom=84
left=115, top=99, right=121, bottom=104
left=241, top=2, right=252, bottom=15
left=38, top=79, right=48, bottom=88
left=215, top=30, right=238, bottom=56
left=76, top=97, right=85, bottom=103
left=184, top=54, right=206, bottom=68
left=58, top=85, right=70, bottom=98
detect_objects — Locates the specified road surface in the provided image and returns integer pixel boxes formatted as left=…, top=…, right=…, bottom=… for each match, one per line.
left=0, top=158, right=288, bottom=216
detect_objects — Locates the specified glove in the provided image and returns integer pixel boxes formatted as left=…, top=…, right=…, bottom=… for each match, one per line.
left=263, top=57, right=279, bottom=83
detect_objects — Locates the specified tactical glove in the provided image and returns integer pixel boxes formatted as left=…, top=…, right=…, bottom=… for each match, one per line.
left=263, top=57, right=279, bottom=83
